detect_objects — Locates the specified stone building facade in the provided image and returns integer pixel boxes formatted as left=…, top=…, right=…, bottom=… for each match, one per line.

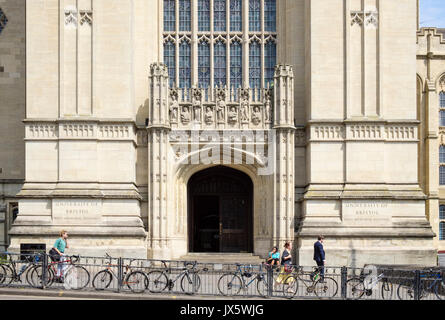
left=0, top=0, right=442, bottom=266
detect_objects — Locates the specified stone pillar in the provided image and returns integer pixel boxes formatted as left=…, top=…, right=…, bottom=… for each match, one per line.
left=272, top=65, right=296, bottom=248
left=425, top=79, right=440, bottom=251
left=147, top=63, right=173, bottom=259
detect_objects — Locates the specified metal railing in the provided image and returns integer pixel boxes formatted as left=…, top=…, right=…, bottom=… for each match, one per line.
left=0, top=251, right=443, bottom=300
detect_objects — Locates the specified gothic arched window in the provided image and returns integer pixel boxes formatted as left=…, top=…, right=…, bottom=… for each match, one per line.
left=230, top=41, right=243, bottom=90
left=249, top=40, right=261, bottom=89
left=198, top=0, right=210, bottom=31
left=440, top=221, right=445, bottom=241
left=440, top=91, right=445, bottom=108
left=264, top=0, right=276, bottom=32
left=214, top=0, right=227, bottom=32
left=179, top=40, right=191, bottom=88
left=179, top=0, right=192, bottom=32
left=198, top=41, right=211, bottom=88
left=163, top=0, right=277, bottom=89
left=164, top=0, right=176, bottom=32
left=164, top=40, right=176, bottom=87
left=214, top=40, right=227, bottom=87
left=441, top=146, right=445, bottom=185
left=440, top=206, right=445, bottom=240
left=264, top=40, right=276, bottom=87
left=249, top=0, right=261, bottom=32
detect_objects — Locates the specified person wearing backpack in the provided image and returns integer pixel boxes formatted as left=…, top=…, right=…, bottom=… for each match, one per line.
left=50, top=230, right=69, bottom=282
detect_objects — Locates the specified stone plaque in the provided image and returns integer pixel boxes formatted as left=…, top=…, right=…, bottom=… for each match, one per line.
left=342, top=200, right=391, bottom=225
left=52, top=199, right=102, bottom=224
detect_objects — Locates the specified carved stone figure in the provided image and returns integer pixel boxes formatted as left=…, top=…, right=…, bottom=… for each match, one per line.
left=169, top=90, right=179, bottom=122
left=240, top=100, right=249, bottom=123
left=204, top=106, right=214, bottom=125
left=181, top=106, right=191, bottom=124
left=216, top=100, right=226, bottom=123
left=252, top=106, right=261, bottom=125
left=192, top=88, right=202, bottom=123
left=239, top=89, right=250, bottom=123
left=228, top=106, right=238, bottom=124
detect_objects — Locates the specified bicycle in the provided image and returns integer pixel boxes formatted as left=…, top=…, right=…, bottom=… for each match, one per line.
left=29, top=254, right=90, bottom=290
left=146, top=261, right=203, bottom=295
left=347, top=271, right=393, bottom=300
left=397, top=269, right=444, bottom=300
left=217, top=263, right=268, bottom=297
left=0, top=252, right=42, bottom=286
left=283, top=266, right=339, bottom=299
left=92, top=253, right=148, bottom=293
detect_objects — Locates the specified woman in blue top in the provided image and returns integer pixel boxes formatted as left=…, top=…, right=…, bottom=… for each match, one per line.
left=267, top=247, right=280, bottom=266
left=53, top=230, right=69, bottom=281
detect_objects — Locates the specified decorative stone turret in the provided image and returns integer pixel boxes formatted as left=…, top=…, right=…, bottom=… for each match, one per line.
left=147, top=63, right=172, bottom=259
left=148, top=63, right=170, bottom=129
left=272, top=64, right=296, bottom=248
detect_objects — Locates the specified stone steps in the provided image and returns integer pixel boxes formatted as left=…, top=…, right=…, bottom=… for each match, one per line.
left=180, top=253, right=264, bottom=265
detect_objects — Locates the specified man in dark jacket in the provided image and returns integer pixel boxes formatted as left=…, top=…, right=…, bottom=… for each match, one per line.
left=313, top=235, right=326, bottom=281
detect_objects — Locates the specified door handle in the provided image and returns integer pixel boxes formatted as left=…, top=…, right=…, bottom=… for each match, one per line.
left=219, top=222, right=223, bottom=236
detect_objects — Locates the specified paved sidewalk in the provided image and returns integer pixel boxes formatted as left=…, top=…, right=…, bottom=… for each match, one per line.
left=0, top=287, right=271, bottom=300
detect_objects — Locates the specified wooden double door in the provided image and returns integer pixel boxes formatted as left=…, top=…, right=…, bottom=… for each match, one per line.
left=188, top=166, right=253, bottom=253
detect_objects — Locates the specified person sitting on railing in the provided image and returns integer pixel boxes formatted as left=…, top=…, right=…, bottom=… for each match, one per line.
left=266, top=247, right=280, bottom=267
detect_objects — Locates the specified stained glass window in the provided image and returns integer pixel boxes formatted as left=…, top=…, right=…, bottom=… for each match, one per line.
left=440, top=92, right=445, bottom=108
left=230, top=0, right=242, bottom=32
left=179, top=41, right=191, bottom=88
left=198, top=0, right=210, bottom=32
left=198, top=41, right=211, bottom=88
left=249, top=41, right=261, bottom=89
left=179, top=0, right=191, bottom=32
left=164, top=0, right=176, bottom=32
left=214, top=41, right=227, bottom=87
left=264, top=0, right=276, bottom=32
left=249, top=0, right=261, bottom=32
left=264, top=40, right=276, bottom=87
left=230, top=41, right=242, bottom=89
left=214, top=0, right=227, bottom=32
left=164, top=40, right=176, bottom=87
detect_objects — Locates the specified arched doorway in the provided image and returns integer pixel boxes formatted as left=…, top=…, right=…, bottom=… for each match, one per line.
left=188, top=166, right=253, bottom=253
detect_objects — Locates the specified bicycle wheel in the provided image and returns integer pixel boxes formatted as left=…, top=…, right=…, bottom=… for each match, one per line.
left=180, top=272, right=201, bottom=294
left=397, top=281, right=415, bottom=300
left=282, top=275, right=299, bottom=299
left=380, top=279, right=393, bottom=300
left=126, top=271, right=148, bottom=293
left=346, top=277, right=364, bottom=299
left=92, top=270, right=113, bottom=290
left=218, top=274, right=243, bottom=296
left=0, top=264, right=14, bottom=285
left=313, top=277, right=338, bottom=299
left=64, top=266, right=90, bottom=290
left=146, top=270, right=168, bottom=293
left=256, top=274, right=269, bottom=297
left=434, top=280, right=445, bottom=300
left=0, top=265, right=5, bottom=284
left=29, top=265, right=55, bottom=288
